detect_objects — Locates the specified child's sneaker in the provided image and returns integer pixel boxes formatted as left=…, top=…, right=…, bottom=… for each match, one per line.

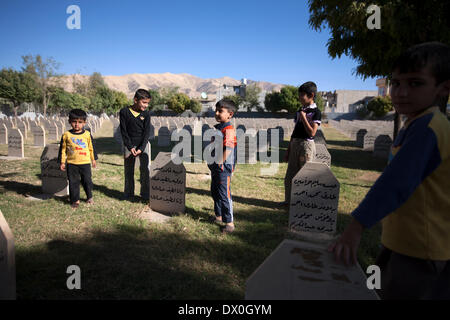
left=209, top=216, right=223, bottom=225
left=221, top=224, right=235, bottom=234
left=87, top=198, right=94, bottom=205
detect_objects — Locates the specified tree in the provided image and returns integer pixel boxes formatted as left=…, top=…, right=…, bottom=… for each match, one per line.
left=264, top=91, right=282, bottom=113
left=242, top=84, right=262, bottom=112
left=367, top=96, right=393, bottom=118
left=279, top=86, right=301, bottom=113
left=110, top=90, right=130, bottom=114
left=308, top=0, right=450, bottom=137
left=148, top=89, right=163, bottom=110
left=188, top=98, right=202, bottom=113
left=167, top=92, right=190, bottom=114
left=48, top=87, right=91, bottom=114
left=315, top=93, right=325, bottom=113
left=22, top=54, right=61, bottom=116
left=88, top=72, right=106, bottom=93
left=89, top=86, right=115, bottom=114
left=0, top=68, right=39, bottom=116
left=223, top=95, right=244, bottom=109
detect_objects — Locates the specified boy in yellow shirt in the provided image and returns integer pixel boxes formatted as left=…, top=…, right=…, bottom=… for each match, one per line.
left=59, top=109, right=98, bottom=209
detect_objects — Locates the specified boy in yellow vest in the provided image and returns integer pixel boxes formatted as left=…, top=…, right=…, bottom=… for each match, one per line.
left=59, top=109, right=97, bottom=209
left=329, top=42, right=450, bottom=299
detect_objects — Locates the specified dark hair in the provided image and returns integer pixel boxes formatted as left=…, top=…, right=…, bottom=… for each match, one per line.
left=216, top=98, right=237, bottom=114
left=68, top=109, right=87, bottom=121
left=298, top=81, right=317, bottom=100
left=134, top=89, right=151, bottom=101
left=392, top=42, right=450, bottom=85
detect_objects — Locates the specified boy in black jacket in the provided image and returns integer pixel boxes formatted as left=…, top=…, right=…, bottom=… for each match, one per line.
left=119, top=89, right=151, bottom=200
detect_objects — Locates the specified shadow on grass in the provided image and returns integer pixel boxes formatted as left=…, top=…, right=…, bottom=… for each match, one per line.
left=329, top=148, right=387, bottom=171
left=0, top=180, right=68, bottom=203
left=186, top=187, right=281, bottom=209
left=326, top=140, right=356, bottom=148
left=15, top=224, right=277, bottom=299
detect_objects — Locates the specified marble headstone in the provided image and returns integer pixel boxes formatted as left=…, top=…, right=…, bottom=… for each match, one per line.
left=0, top=209, right=15, bottom=300
left=289, top=162, right=339, bottom=235
left=40, top=144, right=69, bottom=196
left=157, top=127, right=171, bottom=147
left=149, top=152, right=186, bottom=215
left=7, top=128, right=24, bottom=158
left=245, top=239, right=379, bottom=300
left=314, top=144, right=331, bottom=167
left=33, top=125, right=46, bottom=147
left=0, top=123, right=7, bottom=144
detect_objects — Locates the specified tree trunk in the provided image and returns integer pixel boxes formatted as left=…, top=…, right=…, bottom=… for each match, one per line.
left=13, top=101, right=19, bottom=117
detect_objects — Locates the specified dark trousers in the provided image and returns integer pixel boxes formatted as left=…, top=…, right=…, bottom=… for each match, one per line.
left=67, top=163, right=93, bottom=204
left=376, top=246, right=450, bottom=300
left=211, top=171, right=233, bottom=223
left=124, top=142, right=150, bottom=199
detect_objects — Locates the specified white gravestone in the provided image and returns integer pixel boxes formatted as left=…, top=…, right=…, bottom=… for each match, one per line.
left=289, top=162, right=339, bottom=236
left=40, top=144, right=69, bottom=196
left=33, top=125, right=46, bottom=147
left=0, top=123, right=7, bottom=144
left=0, top=209, right=16, bottom=300
left=149, top=152, right=186, bottom=215
left=48, top=123, right=59, bottom=141
left=7, top=128, right=24, bottom=158
left=245, top=239, right=378, bottom=300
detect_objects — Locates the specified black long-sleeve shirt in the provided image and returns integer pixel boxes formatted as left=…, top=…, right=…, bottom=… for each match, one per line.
left=119, top=106, right=151, bottom=152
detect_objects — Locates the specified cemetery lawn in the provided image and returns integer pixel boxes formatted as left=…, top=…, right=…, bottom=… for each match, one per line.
left=0, top=121, right=384, bottom=299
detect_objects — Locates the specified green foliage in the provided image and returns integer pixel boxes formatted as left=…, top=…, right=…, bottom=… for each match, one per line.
left=308, top=0, right=450, bottom=79
left=315, top=93, right=325, bottom=112
left=367, top=96, right=393, bottom=117
left=167, top=92, right=190, bottom=114
left=279, top=86, right=301, bottom=112
left=48, top=87, right=91, bottom=113
left=242, top=84, right=262, bottom=112
left=89, top=86, right=116, bottom=114
left=21, top=54, right=61, bottom=116
left=223, top=95, right=244, bottom=109
left=148, top=89, right=163, bottom=110
left=88, top=72, right=106, bottom=92
left=264, top=91, right=282, bottom=113
left=0, top=68, right=40, bottom=116
left=188, top=98, right=202, bottom=113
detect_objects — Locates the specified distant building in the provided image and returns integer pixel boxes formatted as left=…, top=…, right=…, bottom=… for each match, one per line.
left=376, top=78, right=390, bottom=96
left=320, top=90, right=378, bottom=113
left=215, top=78, right=268, bottom=112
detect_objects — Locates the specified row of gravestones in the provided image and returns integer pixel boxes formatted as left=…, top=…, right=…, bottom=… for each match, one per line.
left=0, top=132, right=375, bottom=299
left=328, top=119, right=394, bottom=160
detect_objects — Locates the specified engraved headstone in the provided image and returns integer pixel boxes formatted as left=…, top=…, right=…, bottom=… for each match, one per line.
left=0, top=123, right=7, bottom=144
left=356, top=129, right=368, bottom=148
left=245, top=239, right=378, bottom=300
left=33, top=125, right=46, bottom=147
left=48, top=123, right=59, bottom=141
left=7, top=129, right=24, bottom=158
left=289, top=162, right=339, bottom=235
left=0, top=209, right=16, bottom=300
left=149, top=152, right=186, bottom=215
left=314, top=144, right=331, bottom=167
left=40, top=144, right=69, bottom=196
left=16, top=120, right=27, bottom=140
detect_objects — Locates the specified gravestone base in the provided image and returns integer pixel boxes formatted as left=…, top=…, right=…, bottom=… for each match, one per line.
left=138, top=206, right=172, bottom=223
left=0, top=156, right=27, bottom=161
left=42, top=177, right=69, bottom=197
left=245, top=239, right=379, bottom=300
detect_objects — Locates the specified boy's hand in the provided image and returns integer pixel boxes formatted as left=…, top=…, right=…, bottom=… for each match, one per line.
left=92, top=160, right=97, bottom=168
left=60, top=163, right=66, bottom=171
left=135, top=149, right=142, bottom=156
left=299, top=111, right=307, bottom=122
left=130, top=148, right=137, bottom=156
left=328, top=218, right=364, bottom=266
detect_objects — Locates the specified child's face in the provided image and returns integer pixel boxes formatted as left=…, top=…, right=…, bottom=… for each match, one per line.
left=134, top=98, right=150, bottom=112
left=215, top=107, right=233, bottom=123
left=70, top=118, right=85, bottom=132
left=390, top=66, right=450, bottom=119
left=299, top=92, right=314, bottom=106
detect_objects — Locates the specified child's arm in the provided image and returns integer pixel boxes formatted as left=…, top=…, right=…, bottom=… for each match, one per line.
left=136, top=113, right=151, bottom=155
left=88, top=132, right=97, bottom=168
left=299, top=111, right=319, bottom=137
left=119, top=109, right=133, bottom=152
left=330, top=117, right=442, bottom=264
left=58, top=134, right=67, bottom=171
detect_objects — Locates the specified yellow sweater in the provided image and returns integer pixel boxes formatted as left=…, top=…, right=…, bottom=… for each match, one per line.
left=60, top=130, right=95, bottom=165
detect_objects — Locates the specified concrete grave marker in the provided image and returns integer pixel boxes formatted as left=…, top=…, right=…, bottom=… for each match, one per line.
left=0, top=123, right=7, bottom=144
left=7, top=128, right=24, bottom=158
left=289, top=162, right=339, bottom=236
left=245, top=239, right=378, bottom=300
left=157, top=127, right=171, bottom=147
left=0, top=209, right=16, bottom=300
left=314, top=144, right=331, bottom=167
left=373, top=135, right=392, bottom=159
left=149, top=152, right=186, bottom=215
left=40, top=144, right=69, bottom=196
left=33, top=125, right=46, bottom=147
left=48, top=123, right=59, bottom=141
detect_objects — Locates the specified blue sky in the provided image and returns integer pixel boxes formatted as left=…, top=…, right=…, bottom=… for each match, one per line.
left=0, top=0, right=377, bottom=91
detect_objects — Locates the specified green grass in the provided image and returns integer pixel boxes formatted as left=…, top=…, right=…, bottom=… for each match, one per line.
left=0, top=121, right=384, bottom=299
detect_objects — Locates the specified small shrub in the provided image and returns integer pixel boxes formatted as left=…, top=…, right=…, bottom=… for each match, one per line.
left=367, top=96, right=393, bottom=118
